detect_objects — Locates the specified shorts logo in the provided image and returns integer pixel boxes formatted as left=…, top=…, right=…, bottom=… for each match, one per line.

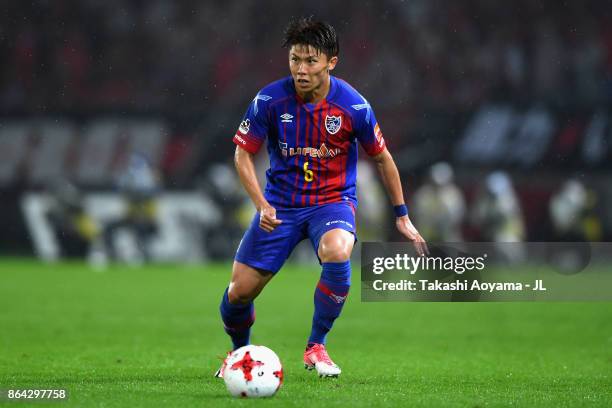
left=280, top=113, right=293, bottom=123
left=325, top=115, right=342, bottom=135
left=325, top=219, right=354, bottom=228
left=238, top=119, right=250, bottom=135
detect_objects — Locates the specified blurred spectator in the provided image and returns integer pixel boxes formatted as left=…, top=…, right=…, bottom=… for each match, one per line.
left=199, top=163, right=247, bottom=259
left=471, top=171, right=526, bottom=262
left=413, top=162, right=465, bottom=242
left=549, top=180, right=602, bottom=241
left=471, top=171, right=526, bottom=242
left=103, top=152, right=160, bottom=264
left=45, top=179, right=103, bottom=262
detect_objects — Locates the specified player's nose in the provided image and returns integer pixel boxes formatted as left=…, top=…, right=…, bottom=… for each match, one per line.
left=296, top=62, right=307, bottom=75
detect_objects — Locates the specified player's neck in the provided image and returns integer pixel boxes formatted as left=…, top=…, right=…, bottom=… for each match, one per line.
left=296, top=76, right=330, bottom=104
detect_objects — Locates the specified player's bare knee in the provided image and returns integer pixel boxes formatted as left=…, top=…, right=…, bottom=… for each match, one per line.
left=318, top=243, right=352, bottom=262
left=227, top=286, right=255, bottom=305
left=318, top=230, right=354, bottom=262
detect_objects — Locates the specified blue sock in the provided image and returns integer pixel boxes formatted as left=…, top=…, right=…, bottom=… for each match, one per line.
left=308, top=261, right=351, bottom=345
left=219, top=288, right=254, bottom=350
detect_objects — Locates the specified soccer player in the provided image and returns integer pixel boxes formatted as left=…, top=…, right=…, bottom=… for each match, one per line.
left=216, top=17, right=427, bottom=378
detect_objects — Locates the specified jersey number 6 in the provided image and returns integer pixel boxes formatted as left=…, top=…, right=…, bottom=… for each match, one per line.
left=303, top=161, right=314, bottom=182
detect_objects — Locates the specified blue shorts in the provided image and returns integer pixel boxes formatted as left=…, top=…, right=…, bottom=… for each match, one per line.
left=235, top=202, right=356, bottom=274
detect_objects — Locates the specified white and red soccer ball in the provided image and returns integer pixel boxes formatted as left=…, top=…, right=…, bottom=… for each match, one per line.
left=223, top=345, right=284, bottom=398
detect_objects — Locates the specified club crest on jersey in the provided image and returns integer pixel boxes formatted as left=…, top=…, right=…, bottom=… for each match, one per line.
left=325, top=115, right=342, bottom=135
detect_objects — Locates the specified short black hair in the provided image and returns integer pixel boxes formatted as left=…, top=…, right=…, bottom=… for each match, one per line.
left=282, top=17, right=339, bottom=58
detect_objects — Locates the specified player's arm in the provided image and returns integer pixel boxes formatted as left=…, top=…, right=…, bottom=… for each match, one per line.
left=234, top=145, right=282, bottom=232
left=372, top=147, right=428, bottom=255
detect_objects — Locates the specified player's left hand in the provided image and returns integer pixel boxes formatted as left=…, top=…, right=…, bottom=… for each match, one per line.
left=259, top=205, right=283, bottom=233
left=396, top=215, right=429, bottom=256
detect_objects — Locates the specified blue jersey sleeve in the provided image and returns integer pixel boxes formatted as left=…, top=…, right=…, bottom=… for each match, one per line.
left=354, top=103, right=386, bottom=156
left=233, top=92, right=273, bottom=154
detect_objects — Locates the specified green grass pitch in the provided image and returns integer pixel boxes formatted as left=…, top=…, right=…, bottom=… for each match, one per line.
left=0, top=258, right=610, bottom=407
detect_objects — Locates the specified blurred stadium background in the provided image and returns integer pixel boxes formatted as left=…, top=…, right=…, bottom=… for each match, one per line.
left=2, top=2, right=612, bottom=406
left=2, top=0, right=612, bottom=263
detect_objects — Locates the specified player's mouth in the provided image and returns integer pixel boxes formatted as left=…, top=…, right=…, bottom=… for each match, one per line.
left=296, top=78, right=310, bottom=87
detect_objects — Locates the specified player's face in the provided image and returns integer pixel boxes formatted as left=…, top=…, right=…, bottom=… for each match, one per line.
left=289, top=44, right=338, bottom=94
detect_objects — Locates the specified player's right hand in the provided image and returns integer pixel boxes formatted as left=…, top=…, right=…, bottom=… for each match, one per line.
left=396, top=215, right=429, bottom=257
left=259, top=205, right=283, bottom=232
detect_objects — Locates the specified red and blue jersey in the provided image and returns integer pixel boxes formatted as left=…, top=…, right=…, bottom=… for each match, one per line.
left=233, top=75, right=386, bottom=208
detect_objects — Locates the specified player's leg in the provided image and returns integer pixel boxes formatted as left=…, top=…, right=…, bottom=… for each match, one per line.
left=220, top=261, right=273, bottom=351
left=304, top=203, right=356, bottom=377
left=216, top=208, right=304, bottom=377
left=309, top=228, right=354, bottom=343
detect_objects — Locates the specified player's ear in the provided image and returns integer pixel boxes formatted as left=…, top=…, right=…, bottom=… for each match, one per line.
left=328, top=56, right=338, bottom=71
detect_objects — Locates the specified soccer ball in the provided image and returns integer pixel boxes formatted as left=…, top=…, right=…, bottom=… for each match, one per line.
left=223, top=345, right=284, bottom=398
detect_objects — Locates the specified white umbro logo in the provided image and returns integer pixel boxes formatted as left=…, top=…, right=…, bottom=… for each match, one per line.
left=280, top=113, right=293, bottom=123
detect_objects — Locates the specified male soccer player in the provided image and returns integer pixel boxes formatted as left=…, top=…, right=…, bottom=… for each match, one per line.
left=216, top=17, right=427, bottom=378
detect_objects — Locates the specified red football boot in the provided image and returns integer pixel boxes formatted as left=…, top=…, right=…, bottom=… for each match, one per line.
left=303, top=343, right=341, bottom=377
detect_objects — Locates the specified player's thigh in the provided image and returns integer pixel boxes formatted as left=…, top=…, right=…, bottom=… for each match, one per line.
left=318, top=228, right=355, bottom=262
left=228, top=261, right=274, bottom=304
left=234, top=209, right=304, bottom=292
left=306, top=202, right=357, bottom=262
